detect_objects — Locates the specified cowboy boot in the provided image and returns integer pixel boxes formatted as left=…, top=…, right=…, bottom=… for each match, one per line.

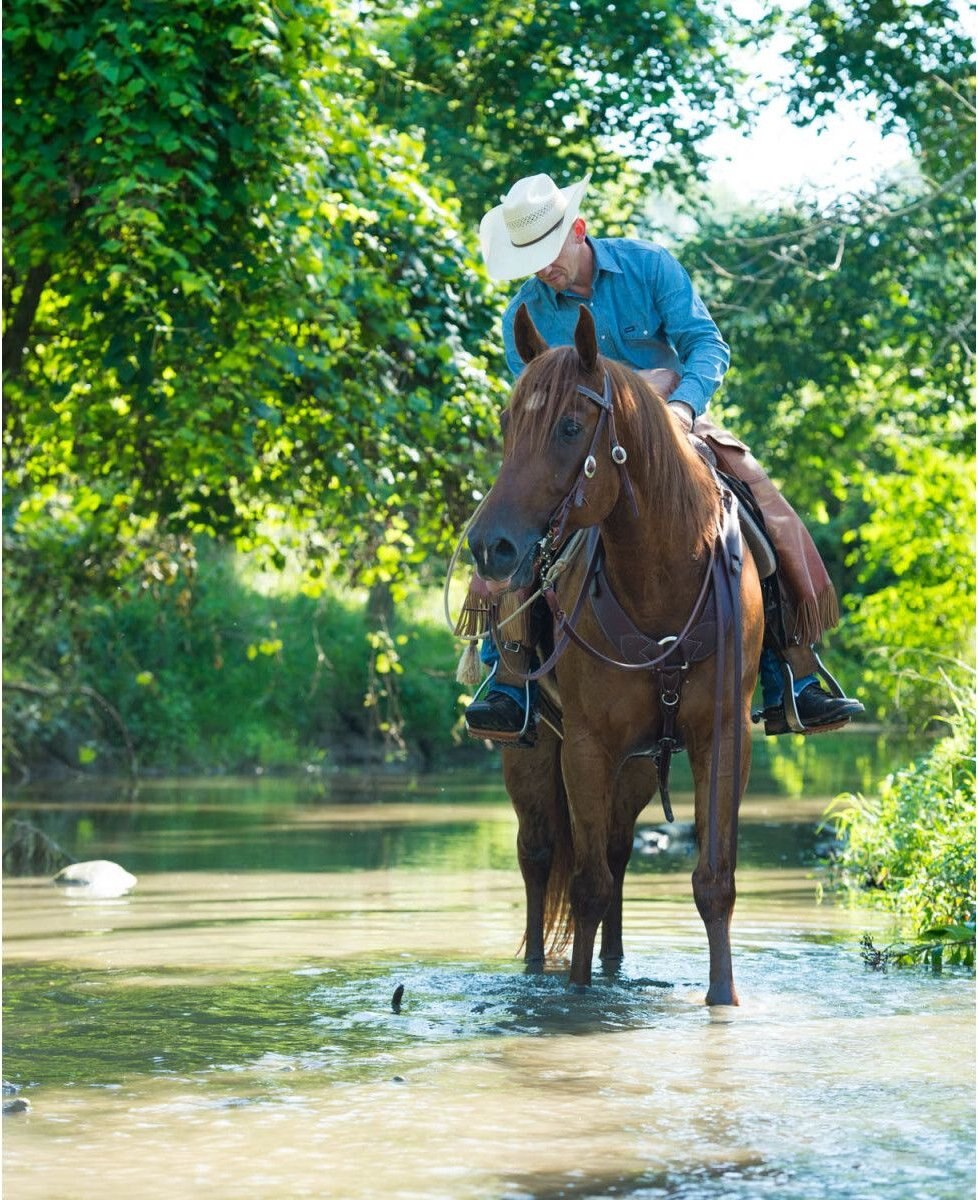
left=760, top=642, right=864, bottom=736
left=464, top=638, right=538, bottom=746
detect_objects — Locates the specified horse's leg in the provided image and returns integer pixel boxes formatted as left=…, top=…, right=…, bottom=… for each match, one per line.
left=688, top=726, right=752, bottom=1006
left=559, top=736, right=618, bottom=988
left=503, top=724, right=567, bottom=967
left=600, top=756, right=657, bottom=966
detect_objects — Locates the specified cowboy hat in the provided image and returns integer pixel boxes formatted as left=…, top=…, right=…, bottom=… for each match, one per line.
left=479, top=172, right=591, bottom=281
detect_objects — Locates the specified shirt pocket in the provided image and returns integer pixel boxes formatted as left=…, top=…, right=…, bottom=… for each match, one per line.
left=620, top=319, right=675, bottom=370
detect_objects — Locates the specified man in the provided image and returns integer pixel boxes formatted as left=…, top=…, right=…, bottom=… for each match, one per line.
left=464, top=171, right=863, bottom=740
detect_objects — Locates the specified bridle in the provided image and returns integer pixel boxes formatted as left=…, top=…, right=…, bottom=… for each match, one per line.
left=545, top=372, right=639, bottom=550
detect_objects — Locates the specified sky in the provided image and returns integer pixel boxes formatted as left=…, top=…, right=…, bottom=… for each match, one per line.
left=695, top=7, right=916, bottom=207
left=703, top=99, right=913, bottom=206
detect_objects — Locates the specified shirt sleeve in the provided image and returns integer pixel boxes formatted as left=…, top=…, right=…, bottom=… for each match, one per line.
left=501, top=303, right=525, bottom=378
left=651, top=249, right=730, bottom=416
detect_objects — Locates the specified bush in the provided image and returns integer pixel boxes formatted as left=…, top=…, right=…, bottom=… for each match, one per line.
left=826, top=671, right=976, bottom=961
left=3, top=542, right=465, bottom=774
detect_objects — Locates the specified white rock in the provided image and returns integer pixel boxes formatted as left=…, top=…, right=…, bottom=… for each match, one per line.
left=52, top=860, right=137, bottom=898
left=633, top=829, right=671, bottom=854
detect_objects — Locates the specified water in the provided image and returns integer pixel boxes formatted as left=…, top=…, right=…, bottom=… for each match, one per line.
left=3, top=733, right=974, bottom=1199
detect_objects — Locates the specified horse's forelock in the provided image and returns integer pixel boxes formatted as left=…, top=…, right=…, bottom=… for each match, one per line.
left=505, top=347, right=589, bottom=458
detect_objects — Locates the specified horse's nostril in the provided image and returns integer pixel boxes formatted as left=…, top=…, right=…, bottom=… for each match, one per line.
left=492, top=538, right=518, bottom=568
left=470, top=534, right=520, bottom=579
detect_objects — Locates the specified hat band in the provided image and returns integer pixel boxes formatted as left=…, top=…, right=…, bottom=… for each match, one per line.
left=509, top=213, right=565, bottom=249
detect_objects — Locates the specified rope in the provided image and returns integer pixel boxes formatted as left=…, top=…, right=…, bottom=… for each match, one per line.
left=442, top=499, right=586, bottom=643
left=443, top=493, right=489, bottom=642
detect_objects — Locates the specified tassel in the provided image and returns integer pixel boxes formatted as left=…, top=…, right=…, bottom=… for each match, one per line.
left=793, top=585, right=841, bottom=645
left=454, top=575, right=491, bottom=640
left=456, top=641, right=483, bottom=686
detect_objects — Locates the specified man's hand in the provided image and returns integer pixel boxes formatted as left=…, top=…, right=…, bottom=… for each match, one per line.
left=667, top=401, right=695, bottom=435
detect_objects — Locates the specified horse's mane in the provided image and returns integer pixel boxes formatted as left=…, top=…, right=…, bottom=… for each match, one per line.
left=506, top=347, right=718, bottom=554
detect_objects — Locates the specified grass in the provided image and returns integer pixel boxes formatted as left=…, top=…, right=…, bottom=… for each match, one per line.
left=3, top=543, right=470, bottom=775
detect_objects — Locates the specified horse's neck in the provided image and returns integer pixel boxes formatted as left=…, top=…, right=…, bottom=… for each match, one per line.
left=599, top=471, right=715, bottom=630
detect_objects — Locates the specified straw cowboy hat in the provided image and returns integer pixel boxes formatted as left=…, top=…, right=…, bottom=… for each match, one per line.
left=479, top=172, right=591, bottom=280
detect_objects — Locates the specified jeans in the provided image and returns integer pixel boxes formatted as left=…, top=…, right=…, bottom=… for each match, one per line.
left=484, top=637, right=813, bottom=713
left=480, top=637, right=537, bottom=708
left=760, top=647, right=816, bottom=708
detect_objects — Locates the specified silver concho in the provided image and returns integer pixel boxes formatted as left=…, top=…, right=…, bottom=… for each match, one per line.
left=611, top=445, right=628, bottom=464
left=584, top=455, right=597, bottom=478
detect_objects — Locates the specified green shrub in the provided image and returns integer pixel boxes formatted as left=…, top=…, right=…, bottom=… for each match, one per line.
left=826, top=671, right=976, bottom=961
left=3, top=542, right=465, bottom=773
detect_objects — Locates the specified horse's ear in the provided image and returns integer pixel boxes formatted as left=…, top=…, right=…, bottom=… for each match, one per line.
left=574, top=305, right=599, bottom=374
left=514, top=304, right=549, bottom=364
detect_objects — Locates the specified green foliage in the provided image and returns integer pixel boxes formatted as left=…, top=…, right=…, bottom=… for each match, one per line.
left=3, top=0, right=506, bottom=601
left=782, top=0, right=975, bottom=184
left=3, top=545, right=466, bottom=773
left=825, top=676, right=976, bottom=952
left=361, top=0, right=746, bottom=220
left=835, top=443, right=975, bottom=718
left=859, top=927, right=975, bottom=972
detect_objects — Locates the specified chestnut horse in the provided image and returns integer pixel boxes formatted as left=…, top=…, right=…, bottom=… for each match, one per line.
left=467, top=305, right=764, bottom=1005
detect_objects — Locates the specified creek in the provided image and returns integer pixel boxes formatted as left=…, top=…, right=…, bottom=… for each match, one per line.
left=3, top=732, right=974, bottom=1199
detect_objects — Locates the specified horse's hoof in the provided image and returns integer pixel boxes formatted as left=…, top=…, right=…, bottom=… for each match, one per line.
left=568, top=982, right=590, bottom=994
left=705, top=986, right=740, bottom=1007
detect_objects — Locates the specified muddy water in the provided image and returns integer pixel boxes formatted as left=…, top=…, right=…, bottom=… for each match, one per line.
left=4, top=740, right=975, bottom=1200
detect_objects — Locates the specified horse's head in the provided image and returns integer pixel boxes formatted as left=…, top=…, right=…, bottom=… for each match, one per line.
left=468, top=305, right=634, bottom=594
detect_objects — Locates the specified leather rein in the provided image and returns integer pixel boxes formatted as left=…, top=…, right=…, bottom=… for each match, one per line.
left=489, top=372, right=747, bottom=866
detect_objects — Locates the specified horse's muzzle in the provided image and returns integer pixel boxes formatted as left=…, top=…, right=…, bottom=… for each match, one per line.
left=468, top=526, right=540, bottom=594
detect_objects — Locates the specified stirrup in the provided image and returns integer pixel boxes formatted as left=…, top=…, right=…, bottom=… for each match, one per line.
left=751, top=654, right=855, bottom=736
left=464, top=665, right=536, bottom=746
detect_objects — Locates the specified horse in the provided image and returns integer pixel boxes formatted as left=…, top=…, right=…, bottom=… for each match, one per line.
left=466, top=304, right=765, bottom=1005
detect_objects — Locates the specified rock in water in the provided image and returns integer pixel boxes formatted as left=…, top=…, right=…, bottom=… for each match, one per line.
left=391, top=984, right=405, bottom=1013
left=52, top=860, right=137, bottom=898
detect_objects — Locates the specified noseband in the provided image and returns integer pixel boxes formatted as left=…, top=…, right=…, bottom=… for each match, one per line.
left=547, top=372, right=639, bottom=549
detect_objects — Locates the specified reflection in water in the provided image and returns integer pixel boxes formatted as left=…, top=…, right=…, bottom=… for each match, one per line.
left=0, top=731, right=926, bottom=875
left=3, top=736, right=974, bottom=1200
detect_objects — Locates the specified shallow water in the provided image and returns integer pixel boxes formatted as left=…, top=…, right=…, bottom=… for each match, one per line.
left=4, top=737, right=974, bottom=1200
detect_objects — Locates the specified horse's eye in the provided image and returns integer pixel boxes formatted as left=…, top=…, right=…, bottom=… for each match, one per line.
left=558, top=416, right=583, bottom=441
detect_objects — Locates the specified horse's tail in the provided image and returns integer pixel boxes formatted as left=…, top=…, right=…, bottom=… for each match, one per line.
left=542, top=775, right=575, bottom=958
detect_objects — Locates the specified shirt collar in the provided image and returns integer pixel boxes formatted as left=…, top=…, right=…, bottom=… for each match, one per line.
left=532, top=237, right=620, bottom=308
left=589, top=237, right=622, bottom=276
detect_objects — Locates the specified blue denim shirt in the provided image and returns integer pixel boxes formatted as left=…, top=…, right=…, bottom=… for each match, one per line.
left=501, top=237, right=729, bottom=417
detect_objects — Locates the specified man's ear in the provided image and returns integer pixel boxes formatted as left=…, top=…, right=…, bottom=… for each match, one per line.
left=514, top=303, right=549, bottom=363
left=572, top=217, right=586, bottom=240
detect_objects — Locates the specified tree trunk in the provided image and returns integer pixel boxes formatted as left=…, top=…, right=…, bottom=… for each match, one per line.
left=3, top=261, right=52, bottom=379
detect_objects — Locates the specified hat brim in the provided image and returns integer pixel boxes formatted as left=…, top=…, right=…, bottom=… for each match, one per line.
left=479, top=175, right=590, bottom=281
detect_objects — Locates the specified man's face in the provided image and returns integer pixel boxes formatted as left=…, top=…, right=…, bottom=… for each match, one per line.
left=534, top=226, right=585, bottom=291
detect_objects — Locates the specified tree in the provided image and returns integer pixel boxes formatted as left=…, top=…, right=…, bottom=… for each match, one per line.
left=782, top=0, right=975, bottom=186
left=3, top=0, right=507, bottom=621
left=361, top=0, right=746, bottom=221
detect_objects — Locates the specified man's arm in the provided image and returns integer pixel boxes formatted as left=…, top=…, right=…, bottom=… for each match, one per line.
left=651, top=249, right=730, bottom=417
